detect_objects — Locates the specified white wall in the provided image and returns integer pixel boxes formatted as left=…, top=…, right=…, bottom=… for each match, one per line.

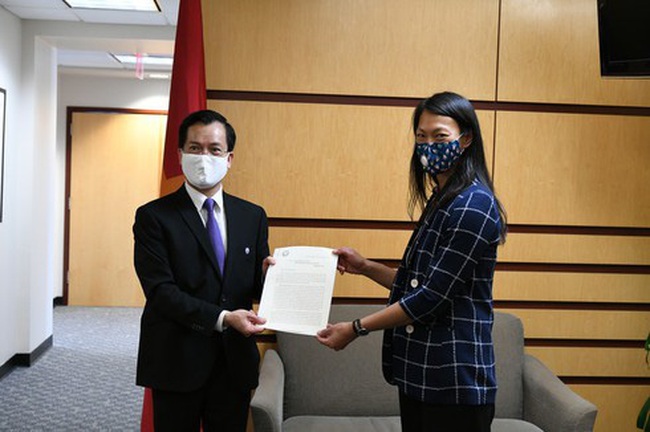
left=57, top=72, right=170, bottom=160
left=0, top=6, right=25, bottom=369
left=26, top=33, right=58, bottom=354
left=0, top=14, right=171, bottom=369
left=0, top=18, right=61, bottom=362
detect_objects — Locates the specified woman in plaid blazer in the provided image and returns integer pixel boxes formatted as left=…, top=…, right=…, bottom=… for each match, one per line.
left=317, top=91, right=507, bottom=432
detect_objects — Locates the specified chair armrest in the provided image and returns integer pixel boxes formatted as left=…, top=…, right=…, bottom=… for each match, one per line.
left=522, top=354, right=598, bottom=432
left=251, top=349, right=285, bottom=432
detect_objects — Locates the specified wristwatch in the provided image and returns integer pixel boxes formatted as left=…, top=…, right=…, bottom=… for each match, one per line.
left=352, top=318, right=369, bottom=336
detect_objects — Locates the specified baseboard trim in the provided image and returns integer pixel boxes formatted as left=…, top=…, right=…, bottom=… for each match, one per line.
left=0, top=334, right=55, bottom=380
left=13, top=335, right=53, bottom=367
left=0, top=358, right=14, bottom=381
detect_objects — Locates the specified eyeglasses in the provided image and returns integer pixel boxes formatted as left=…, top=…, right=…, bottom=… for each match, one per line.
left=183, top=145, right=229, bottom=157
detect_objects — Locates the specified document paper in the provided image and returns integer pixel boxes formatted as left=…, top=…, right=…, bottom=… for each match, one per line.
left=258, top=246, right=337, bottom=336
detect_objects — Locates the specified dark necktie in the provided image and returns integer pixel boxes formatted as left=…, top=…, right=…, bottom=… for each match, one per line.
left=203, top=198, right=225, bottom=273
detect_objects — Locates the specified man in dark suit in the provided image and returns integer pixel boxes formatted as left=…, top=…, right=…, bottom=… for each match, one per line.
left=133, top=109, right=270, bottom=431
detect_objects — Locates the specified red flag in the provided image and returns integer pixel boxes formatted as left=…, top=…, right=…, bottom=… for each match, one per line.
left=159, top=0, right=207, bottom=196
left=143, top=0, right=206, bottom=430
left=140, top=387, right=154, bottom=432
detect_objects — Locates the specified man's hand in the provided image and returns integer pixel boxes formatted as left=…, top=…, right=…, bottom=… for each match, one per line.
left=262, top=255, right=276, bottom=277
left=224, top=309, right=266, bottom=337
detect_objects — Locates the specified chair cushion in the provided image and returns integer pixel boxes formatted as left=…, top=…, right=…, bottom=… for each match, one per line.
left=492, top=418, right=544, bottom=432
left=283, top=416, right=401, bottom=432
left=277, top=304, right=399, bottom=419
left=492, top=312, right=525, bottom=419
left=282, top=416, right=542, bottom=432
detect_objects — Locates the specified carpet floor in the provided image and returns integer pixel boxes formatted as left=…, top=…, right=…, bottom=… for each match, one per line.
left=0, top=306, right=144, bottom=431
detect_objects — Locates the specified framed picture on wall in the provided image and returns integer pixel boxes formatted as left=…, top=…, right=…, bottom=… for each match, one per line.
left=0, top=87, right=5, bottom=222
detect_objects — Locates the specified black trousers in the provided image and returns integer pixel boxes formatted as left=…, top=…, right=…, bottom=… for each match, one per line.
left=399, top=392, right=495, bottom=432
left=151, top=346, right=251, bottom=432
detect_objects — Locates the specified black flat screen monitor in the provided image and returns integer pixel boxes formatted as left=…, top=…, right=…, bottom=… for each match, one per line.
left=597, top=0, right=650, bottom=77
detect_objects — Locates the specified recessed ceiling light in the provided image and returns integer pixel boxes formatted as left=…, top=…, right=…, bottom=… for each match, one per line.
left=113, top=54, right=173, bottom=67
left=148, top=73, right=170, bottom=79
left=63, top=0, right=160, bottom=12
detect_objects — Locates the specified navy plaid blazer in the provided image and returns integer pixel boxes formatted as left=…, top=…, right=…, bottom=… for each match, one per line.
left=382, top=180, right=502, bottom=405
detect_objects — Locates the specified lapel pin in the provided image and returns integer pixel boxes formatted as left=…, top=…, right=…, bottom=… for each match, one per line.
left=245, top=247, right=250, bottom=255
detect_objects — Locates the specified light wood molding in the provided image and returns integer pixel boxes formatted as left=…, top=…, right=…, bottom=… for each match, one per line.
left=494, top=111, right=650, bottom=227
left=494, top=272, right=650, bottom=303
left=527, top=347, right=650, bottom=377
left=499, top=309, right=649, bottom=340
left=210, top=99, right=494, bottom=220
left=204, top=0, right=499, bottom=99
left=498, top=0, right=650, bottom=106
left=499, top=233, right=650, bottom=265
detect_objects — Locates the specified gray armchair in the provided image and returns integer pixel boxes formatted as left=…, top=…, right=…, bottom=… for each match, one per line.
left=251, top=305, right=597, bottom=432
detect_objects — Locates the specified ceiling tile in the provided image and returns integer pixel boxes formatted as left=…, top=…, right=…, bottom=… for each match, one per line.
left=156, top=0, right=177, bottom=25
left=57, top=49, right=121, bottom=68
left=0, top=0, right=68, bottom=7
left=4, top=5, right=79, bottom=20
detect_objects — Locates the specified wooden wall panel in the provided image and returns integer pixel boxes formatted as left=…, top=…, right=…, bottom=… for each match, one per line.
left=498, top=0, right=650, bottom=106
left=493, top=272, right=650, bottom=303
left=499, top=233, right=650, bottom=265
left=204, top=0, right=499, bottom=100
left=527, top=347, right=649, bottom=377
left=210, top=100, right=495, bottom=220
left=205, top=2, right=649, bottom=430
left=269, top=227, right=410, bottom=260
left=270, top=226, right=650, bottom=301
left=333, top=276, right=390, bottom=299
left=570, top=385, right=649, bottom=432
left=271, top=227, right=650, bottom=266
left=501, top=309, right=648, bottom=340
left=211, top=100, right=411, bottom=220
left=272, top=271, right=650, bottom=303
left=494, top=112, right=650, bottom=227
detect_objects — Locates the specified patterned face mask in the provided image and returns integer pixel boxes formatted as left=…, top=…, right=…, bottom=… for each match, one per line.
left=414, top=136, right=463, bottom=176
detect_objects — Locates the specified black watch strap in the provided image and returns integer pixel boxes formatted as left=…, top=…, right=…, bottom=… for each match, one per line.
left=352, top=318, right=369, bottom=336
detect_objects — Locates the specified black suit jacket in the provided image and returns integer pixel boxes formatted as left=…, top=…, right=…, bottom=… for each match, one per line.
left=133, top=186, right=269, bottom=392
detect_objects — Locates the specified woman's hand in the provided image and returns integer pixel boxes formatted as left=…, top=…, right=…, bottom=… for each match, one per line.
left=333, top=247, right=368, bottom=276
left=316, top=322, right=357, bottom=351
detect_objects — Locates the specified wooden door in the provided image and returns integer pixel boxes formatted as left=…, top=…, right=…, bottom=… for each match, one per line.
left=68, top=111, right=166, bottom=306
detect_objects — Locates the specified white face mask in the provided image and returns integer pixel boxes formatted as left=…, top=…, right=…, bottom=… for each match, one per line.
left=181, top=153, right=229, bottom=190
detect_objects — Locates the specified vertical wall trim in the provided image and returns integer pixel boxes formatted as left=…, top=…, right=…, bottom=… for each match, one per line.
left=494, top=0, right=503, bottom=102
left=491, top=0, right=503, bottom=177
